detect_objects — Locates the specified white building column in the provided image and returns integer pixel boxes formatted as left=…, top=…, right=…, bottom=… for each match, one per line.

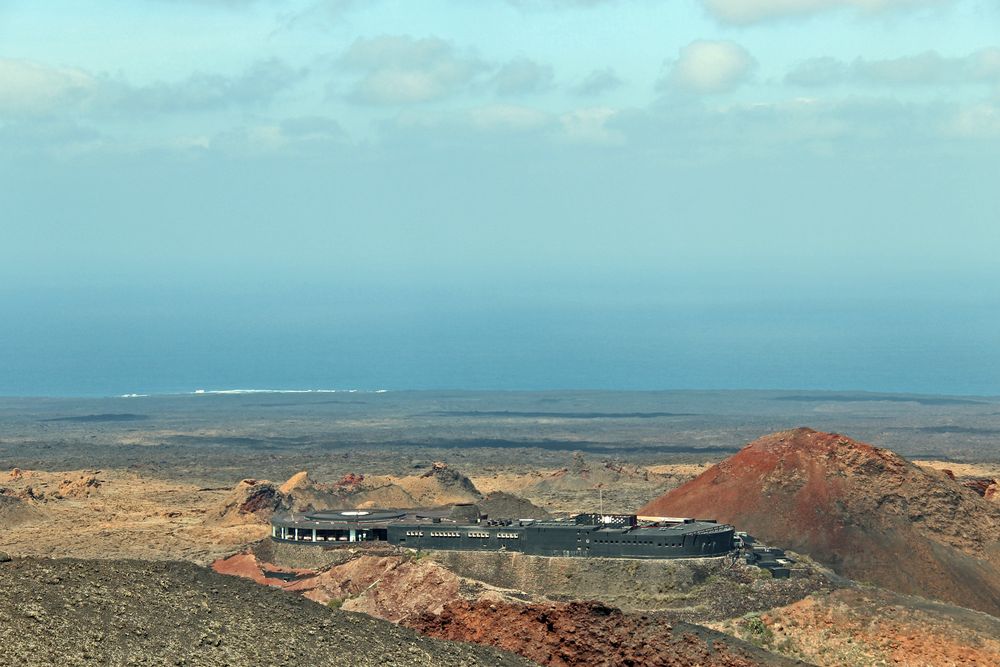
left=349, top=528, right=356, bottom=542
left=312, top=528, right=317, bottom=542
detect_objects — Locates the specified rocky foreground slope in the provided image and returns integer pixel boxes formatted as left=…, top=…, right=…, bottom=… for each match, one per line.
left=0, top=556, right=532, bottom=667
left=638, top=428, right=1000, bottom=617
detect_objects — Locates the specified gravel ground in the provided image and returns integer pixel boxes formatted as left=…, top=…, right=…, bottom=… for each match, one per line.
left=0, top=556, right=535, bottom=667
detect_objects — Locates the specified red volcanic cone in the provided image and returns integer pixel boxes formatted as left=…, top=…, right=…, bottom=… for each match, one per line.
left=638, top=428, right=1000, bottom=616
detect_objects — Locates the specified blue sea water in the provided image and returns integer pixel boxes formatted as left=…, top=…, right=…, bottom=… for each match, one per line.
left=2, top=283, right=998, bottom=398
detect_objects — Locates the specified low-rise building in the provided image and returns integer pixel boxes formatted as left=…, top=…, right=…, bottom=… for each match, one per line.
left=270, top=507, right=736, bottom=559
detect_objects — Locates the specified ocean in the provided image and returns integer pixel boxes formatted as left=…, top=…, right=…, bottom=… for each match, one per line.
left=2, top=289, right=997, bottom=398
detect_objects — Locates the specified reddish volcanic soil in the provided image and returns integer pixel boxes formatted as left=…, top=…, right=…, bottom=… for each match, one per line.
left=213, top=553, right=807, bottom=665
left=210, top=552, right=315, bottom=586
left=212, top=551, right=514, bottom=623
left=715, top=587, right=1000, bottom=666
left=638, top=428, right=1000, bottom=617
left=410, top=600, right=806, bottom=667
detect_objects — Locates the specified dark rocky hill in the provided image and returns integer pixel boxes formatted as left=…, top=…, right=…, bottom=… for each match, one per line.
left=207, top=478, right=290, bottom=526
left=638, top=428, right=1000, bottom=617
left=477, top=491, right=551, bottom=520
left=0, top=557, right=533, bottom=667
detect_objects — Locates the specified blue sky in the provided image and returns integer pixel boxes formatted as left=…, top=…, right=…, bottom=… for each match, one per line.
left=2, top=0, right=999, bottom=395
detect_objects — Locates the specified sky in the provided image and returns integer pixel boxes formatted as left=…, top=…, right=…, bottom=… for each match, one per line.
left=2, top=0, right=999, bottom=396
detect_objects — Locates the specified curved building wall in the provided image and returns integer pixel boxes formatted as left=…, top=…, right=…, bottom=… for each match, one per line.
left=386, top=523, right=734, bottom=559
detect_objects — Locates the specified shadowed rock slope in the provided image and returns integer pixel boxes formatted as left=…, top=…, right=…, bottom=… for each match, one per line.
left=478, top=491, right=551, bottom=520
left=208, top=478, right=291, bottom=526
left=0, top=493, right=45, bottom=528
left=0, top=557, right=533, bottom=667
left=638, top=428, right=1000, bottom=617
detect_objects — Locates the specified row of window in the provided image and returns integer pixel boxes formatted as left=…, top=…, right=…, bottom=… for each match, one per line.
left=415, top=530, right=522, bottom=539
left=593, top=539, right=683, bottom=547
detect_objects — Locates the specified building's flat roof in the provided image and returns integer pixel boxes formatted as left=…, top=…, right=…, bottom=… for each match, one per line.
left=272, top=507, right=453, bottom=529
left=304, top=510, right=408, bottom=522
left=518, top=521, right=730, bottom=535
left=630, top=522, right=734, bottom=535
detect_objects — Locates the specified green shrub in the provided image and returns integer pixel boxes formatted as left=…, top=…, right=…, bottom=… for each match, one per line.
left=741, top=613, right=774, bottom=648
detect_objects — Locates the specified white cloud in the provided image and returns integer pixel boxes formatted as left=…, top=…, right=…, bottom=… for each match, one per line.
left=608, top=94, right=959, bottom=163
left=0, top=57, right=304, bottom=121
left=383, top=102, right=628, bottom=147
left=859, top=49, right=1000, bottom=85
left=493, top=58, right=554, bottom=96
left=209, top=116, right=346, bottom=156
left=0, top=59, right=97, bottom=116
left=945, top=104, right=1000, bottom=138
left=665, top=40, right=755, bottom=94
left=558, top=107, right=625, bottom=145
left=787, top=49, right=1000, bottom=86
left=274, top=1, right=361, bottom=33
left=572, top=68, right=624, bottom=96
left=702, top=0, right=952, bottom=24
left=340, top=35, right=486, bottom=105
left=120, top=59, right=304, bottom=113
left=468, top=104, right=551, bottom=131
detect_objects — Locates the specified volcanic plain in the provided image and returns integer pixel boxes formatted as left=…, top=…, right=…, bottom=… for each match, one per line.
left=3, top=390, right=1000, bottom=665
